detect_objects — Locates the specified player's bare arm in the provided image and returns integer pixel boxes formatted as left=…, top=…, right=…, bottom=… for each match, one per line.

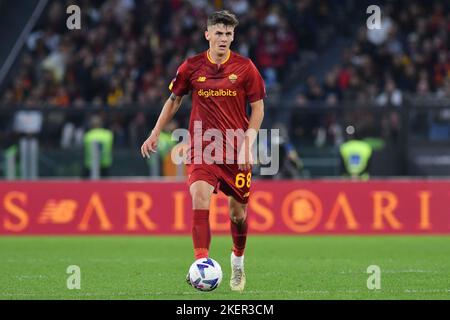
left=238, top=99, right=264, bottom=171
left=140, top=93, right=183, bottom=158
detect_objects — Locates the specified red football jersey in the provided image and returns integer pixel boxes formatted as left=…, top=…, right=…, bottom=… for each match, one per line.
left=169, top=50, right=266, bottom=164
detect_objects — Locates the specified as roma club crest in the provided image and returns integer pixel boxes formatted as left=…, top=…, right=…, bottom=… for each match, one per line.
left=228, top=73, right=238, bottom=83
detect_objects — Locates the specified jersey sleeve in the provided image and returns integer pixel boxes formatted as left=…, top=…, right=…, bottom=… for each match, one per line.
left=244, top=60, right=266, bottom=103
left=168, top=60, right=192, bottom=96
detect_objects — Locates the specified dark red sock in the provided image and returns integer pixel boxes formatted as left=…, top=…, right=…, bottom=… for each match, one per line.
left=231, top=218, right=248, bottom=257
left=192, top=209, right=210, bottom=259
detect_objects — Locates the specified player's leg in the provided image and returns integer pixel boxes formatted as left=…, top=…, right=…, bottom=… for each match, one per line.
left=190, top=180, right=215, bottom=260
left=229, top=196, right=248, bottom=258
left=228, top=196, right=248, bottom=291
left=215, top=164, right=251, bottom=291
left=185, top=165, right=219, bottom=287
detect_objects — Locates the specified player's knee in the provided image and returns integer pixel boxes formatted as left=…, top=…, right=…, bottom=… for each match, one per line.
left=230, top=214, right=246, bottom=225
left=191, top=191, right=211, bottom=209
left=230, top=206, right=247, bottom=223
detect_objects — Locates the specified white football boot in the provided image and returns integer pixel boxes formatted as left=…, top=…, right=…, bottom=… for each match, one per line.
left=230, top=252, right=246, bottom=291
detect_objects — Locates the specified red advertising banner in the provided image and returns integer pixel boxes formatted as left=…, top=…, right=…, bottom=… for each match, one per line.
left=0, top=180, right=448, bottom=235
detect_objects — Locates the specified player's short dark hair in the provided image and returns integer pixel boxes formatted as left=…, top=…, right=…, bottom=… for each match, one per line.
left=207, top=10, right=239, bottom=28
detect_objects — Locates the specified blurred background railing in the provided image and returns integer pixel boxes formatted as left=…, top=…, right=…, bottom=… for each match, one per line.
left=3, top=96, right=450, bottom=179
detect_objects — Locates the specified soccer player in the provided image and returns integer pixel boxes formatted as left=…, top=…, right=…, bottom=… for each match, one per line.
left=140, top=10, right=265, bottom=292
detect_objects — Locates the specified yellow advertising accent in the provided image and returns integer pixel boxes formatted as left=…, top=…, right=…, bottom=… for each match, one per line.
left=78, top=193, right=113, bottom=231
left=282, top=190, right=322, bottom=233
left=3, top=191, right=28, bottom=232
left=418, top=191, right=432, bottom=230
left=0, top=184, right=444, bottom=234
left=125, top=192, right=157, bottom=231
left=372, top=191, right=402, bottom=230
left=172, top=192, right=187, bottom=231
left=325, top=192, right=360, bottom=230
left=248, top=191, right=274, bottom=231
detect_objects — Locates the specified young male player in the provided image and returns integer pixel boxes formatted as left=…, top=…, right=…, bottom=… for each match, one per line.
left=140, top=10, right=265, bottom=292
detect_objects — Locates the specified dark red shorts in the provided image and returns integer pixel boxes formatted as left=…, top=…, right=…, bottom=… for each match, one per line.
left=187, top=163, right=252, bottom=204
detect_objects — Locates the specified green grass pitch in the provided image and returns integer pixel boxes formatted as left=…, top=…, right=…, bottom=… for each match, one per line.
left=1, top=236, right=450, bottom=299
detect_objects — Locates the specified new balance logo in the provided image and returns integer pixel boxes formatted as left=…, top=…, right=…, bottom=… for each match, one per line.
left=197, top=76, right=207, bottom=82
left=38, top=200, right=77, bottom=224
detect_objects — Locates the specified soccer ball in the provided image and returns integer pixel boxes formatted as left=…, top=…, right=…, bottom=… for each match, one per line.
left=188, top=258, right=223, bottom=291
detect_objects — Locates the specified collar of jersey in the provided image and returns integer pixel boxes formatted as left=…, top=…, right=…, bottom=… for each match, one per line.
left=206, top=49, right=231, bottom=65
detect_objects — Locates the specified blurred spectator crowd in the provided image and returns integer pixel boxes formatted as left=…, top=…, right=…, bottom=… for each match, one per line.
left=0, top=0, right=346, bottom=108
left=290, top=0, right=450, bottom=146
left=0, top=0, right=353, bottom=150
left=312, top=0, right=450, bottom=106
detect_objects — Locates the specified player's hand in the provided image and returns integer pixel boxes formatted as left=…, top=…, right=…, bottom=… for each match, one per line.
left=237, top=143, right=253, bottom=171
left=141, top=130, right=159, bottom=158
